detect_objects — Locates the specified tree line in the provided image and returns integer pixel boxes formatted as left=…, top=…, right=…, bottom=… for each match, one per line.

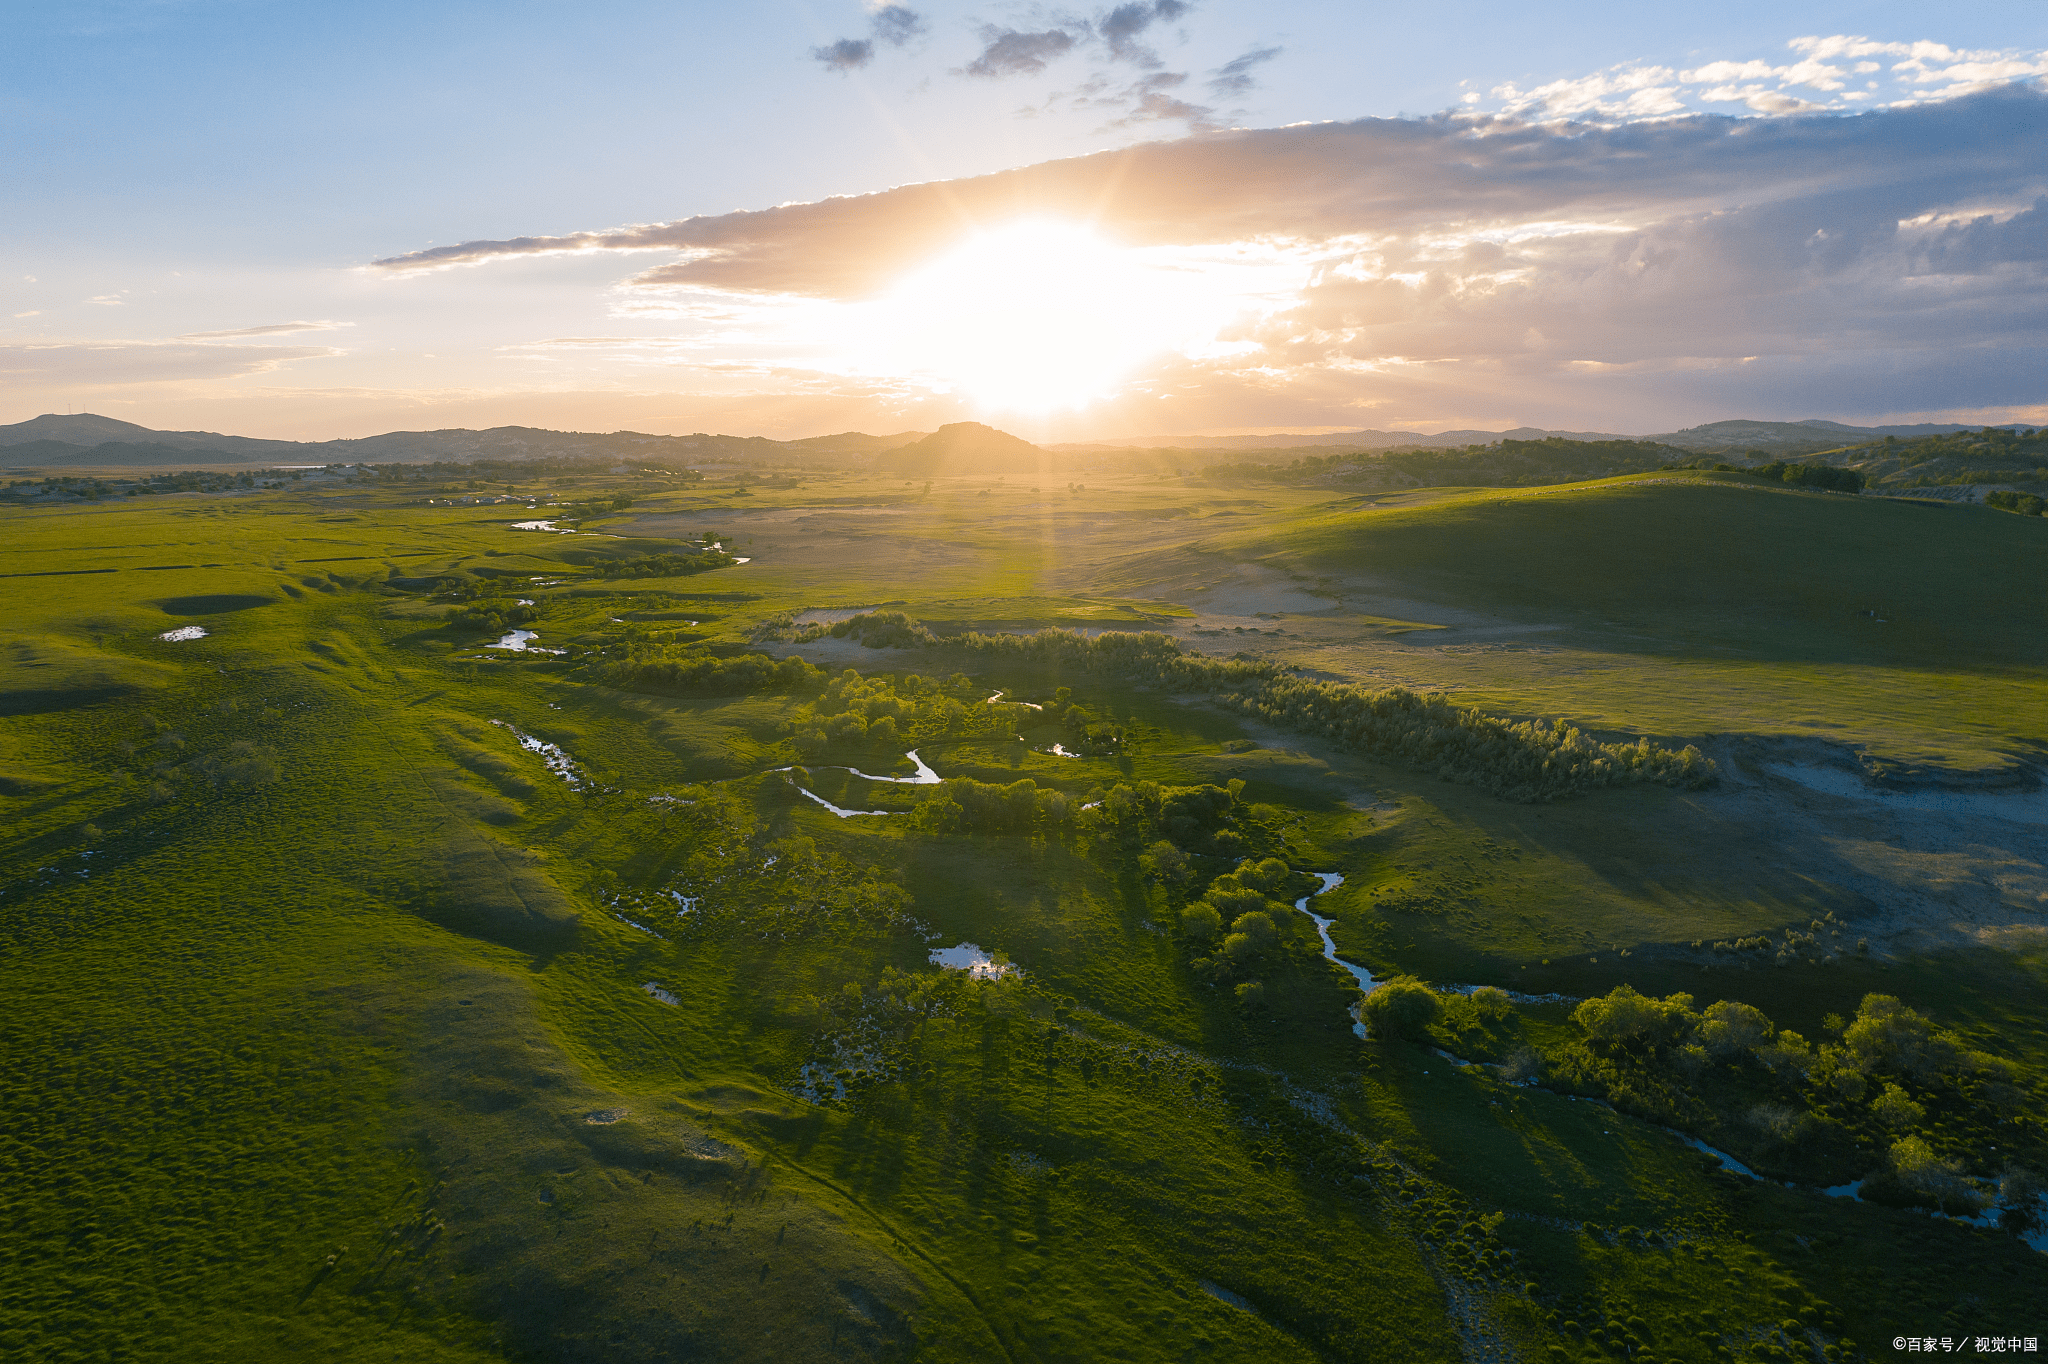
left=946, top=628, right=1714, bottom=803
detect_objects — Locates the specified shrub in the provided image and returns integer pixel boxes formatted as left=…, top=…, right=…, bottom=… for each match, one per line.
left=1229, top=911, right=1278, bottom=951
left=1890, top=1136, right=1989, bottom=1213
left=1498, top=1046, right=1539, bottom=1083
left=1871, top=1083, right=1926, bottom=1130
left=1362, top=978, right=1441, bottom=1040
left=1240, top=857, right=1291, bottom=893
left=1572, top=985, right=1696, bottom=1052
left=1842, top=994, right=1965, bottom=1079
left=1698, top=1000, right=1772, bottom=1058
left=1829, top=1068, right=1869, bottom=1102
left=1469, top=986, right=1512, bottom=1022
left=1204, top=876, right=1269, bottom=917
left=1754, top=1029, right=1814, bottom=1080
left=1235, top=980, right=1267, bottom=1009
left=1748, top=1103, right=1813, bottom=1146
left=1141, top=840, right=1194, bottom=886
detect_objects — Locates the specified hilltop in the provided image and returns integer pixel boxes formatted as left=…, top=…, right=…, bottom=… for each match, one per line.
left=870, top=422, right=1053, bottom=478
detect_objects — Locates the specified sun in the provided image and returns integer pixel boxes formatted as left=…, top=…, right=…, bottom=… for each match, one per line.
left=864, top=221, right=1186, bottom=413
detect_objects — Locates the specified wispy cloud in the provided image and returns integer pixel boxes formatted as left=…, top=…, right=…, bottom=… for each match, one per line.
left=177, top=320, right=353, bottom=340
left=812, top=2, right=1220, bottom=128
left=813, top=38, right=875, bottom=73
left=0, top=340, right=341, bottom=385
left=962, top=28, right=1079, bottom=79
left=870, top=5, right=926, bottom=47
left=813, top=4, right=928, bottom=72
left=1209, top=45, right=1279, bottom=99
left=1098, top=1, right=1189, bottom=68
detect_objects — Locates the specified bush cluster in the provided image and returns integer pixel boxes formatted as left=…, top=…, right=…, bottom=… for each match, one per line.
left=795, top=610, right=940, bottom=648
left=1987, top=490, right=2046, bottom=516
left=911, top=777, right=1075, bottom=832
left=1746, top=461, right=1865, bottom=492
left=447, top=598, right=539, bottom=634
left=590, top=548, right=735, bottom=579
left=1546, top=985, right=2032, bottom=1209
left=782, top=669, right=1005, bottom=754
left=944, top=628, right=1713, bottom=803
left=599, top=649, right=824, bottom=696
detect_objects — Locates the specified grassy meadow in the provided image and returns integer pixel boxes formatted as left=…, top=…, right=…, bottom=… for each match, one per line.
left=3, top=465, right=2045, bottom=1361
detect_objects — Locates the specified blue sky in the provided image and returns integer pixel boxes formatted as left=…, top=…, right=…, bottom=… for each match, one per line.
left=5, top=1, right=2046, bottom=439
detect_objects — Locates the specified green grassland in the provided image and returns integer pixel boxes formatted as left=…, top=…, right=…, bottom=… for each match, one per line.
left=4, top=467, right=2046, bottom=1362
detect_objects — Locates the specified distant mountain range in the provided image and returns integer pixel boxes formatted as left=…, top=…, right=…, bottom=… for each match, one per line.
left=0, top=411, right=2025, bottom=471
left=0, top=414, right=917, bottom=469
left=1068, top=418, right=2023, bottom=455
left=1063, top=426, right=1631, bottom=451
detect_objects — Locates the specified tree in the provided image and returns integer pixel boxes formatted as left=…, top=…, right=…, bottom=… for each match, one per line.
left=1180, top=903, right=1222, bottom=940
left=1361, top=978, right=1440, bottom=1040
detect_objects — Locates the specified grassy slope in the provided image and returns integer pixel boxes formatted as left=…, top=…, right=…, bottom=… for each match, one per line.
left=1239, top=474, right=2048, bottom=775
left=4, top=477, right=2045, bottom=1362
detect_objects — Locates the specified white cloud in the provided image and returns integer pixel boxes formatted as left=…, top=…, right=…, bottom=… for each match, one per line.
left=356, top=74, right=2048, bottom=434
left=1491, top=66, right=1685, bottom=120
left=1492, top=35, right=2048, bottom=124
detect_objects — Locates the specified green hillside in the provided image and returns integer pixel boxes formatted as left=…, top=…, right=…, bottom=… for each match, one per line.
left=5, top=467, right=2046, bottom=1362
left=1208, top=474, right=2048, bottom=776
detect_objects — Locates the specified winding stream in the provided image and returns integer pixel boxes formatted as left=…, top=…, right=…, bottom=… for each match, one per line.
left=1296, top=872, right=1379, bottom=1038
